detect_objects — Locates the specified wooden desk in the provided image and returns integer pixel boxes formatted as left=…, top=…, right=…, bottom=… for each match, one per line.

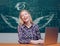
left=0, top=43, right=60, bottom=46
left=46, top=43, right=60, bottom=46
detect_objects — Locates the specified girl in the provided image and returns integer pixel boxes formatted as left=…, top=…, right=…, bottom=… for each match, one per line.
left=18, top=9, right=44, bottom=44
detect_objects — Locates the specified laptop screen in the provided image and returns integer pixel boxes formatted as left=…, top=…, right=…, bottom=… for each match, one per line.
left=44, top=27, right=59, bottom=45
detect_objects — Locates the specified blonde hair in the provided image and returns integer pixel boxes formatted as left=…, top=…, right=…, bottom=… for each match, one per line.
left=19, top=9, right=33, bottom=25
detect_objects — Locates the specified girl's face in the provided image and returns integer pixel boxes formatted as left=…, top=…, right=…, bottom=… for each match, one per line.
left=20, top=11, right=30, bottom=23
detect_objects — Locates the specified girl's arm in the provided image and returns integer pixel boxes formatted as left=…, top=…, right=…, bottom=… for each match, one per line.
left=18, top=25, right=30, bottom=44
left=30, top=24, right=44, bottom=44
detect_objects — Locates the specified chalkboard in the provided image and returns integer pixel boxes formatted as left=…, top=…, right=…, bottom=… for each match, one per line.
left=0, top=0, right=60, bottom=33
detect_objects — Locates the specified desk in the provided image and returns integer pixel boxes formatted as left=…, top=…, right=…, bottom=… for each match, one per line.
left=46, top=43, right=60, bottom=46
left=0, top=43, right=60, bottom=46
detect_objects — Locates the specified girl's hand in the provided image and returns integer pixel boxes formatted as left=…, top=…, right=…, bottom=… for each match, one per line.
left=37, top=39, right=44, bottom=44
left=30, top=39, right=44, bottom=44
left=30, top=40, right=39, bottom=44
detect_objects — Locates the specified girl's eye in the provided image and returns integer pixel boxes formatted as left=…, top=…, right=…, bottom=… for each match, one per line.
left=24, top=13, right=27, bottom=16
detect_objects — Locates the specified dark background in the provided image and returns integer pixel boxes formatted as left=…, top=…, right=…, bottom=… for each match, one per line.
left=0, top=0, right=60, bottom=33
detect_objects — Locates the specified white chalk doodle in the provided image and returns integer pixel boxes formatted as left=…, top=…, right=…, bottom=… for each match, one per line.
left=15, top=2, right=26, bottom=10
left=39, top=14, right=54, bottom=29
left=1, top=2, right=55, bottom=29
left=1, top=14, right=54, bottom=29
left=1, top=14, right=17, bottom=29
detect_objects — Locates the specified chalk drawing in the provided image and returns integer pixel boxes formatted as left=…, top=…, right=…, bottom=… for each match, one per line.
left=15, top=2, right=26, bottom=10
left=1, top=14, right=54, bottom=29
left=1, top=14, right=17, bottom=29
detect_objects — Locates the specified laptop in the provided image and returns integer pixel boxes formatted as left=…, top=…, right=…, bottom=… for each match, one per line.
left=40, top=27, right=59, bottom=46
left=44, top=27, right=59, bottom=45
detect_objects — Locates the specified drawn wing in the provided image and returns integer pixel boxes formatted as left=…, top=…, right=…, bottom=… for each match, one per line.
left=39, top=14, right=54, bottom=29
left=8, top=16, right=19, bottom=24
left=1, top=14, right=19, bottom=29
left=33, top=14, right=54, bottom=29
left=33, top=17, right=44, bottom=24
